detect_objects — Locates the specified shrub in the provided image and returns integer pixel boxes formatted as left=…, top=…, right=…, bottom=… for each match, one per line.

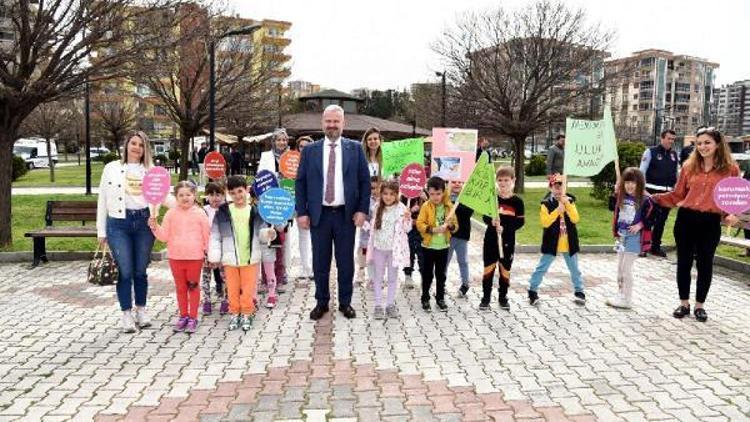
left=12, top=156, right=28, bottom=181
left=168, top=149, right=180, bottom=161
left=153, top=154, right=169, bottom=166
left=590, top=141, right=646, bottom=201
left=525, top=154, right=547, bottom=176
left=94, top=152, right=119, bottom=164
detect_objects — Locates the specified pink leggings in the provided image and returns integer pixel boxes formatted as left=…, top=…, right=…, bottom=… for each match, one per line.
left=371, top=248, right=398, bottom=308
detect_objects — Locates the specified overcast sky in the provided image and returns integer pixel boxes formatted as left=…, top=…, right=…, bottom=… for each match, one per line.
left=229, top=0, right=749, bottom=92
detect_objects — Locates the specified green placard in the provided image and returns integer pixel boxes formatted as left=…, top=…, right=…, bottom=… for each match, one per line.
left=563, top=106, right=619, bottom=177
left=382, top=138, right=425, bottom=177
left=457, top=152, right=497, bottom=217
left=280, top=178, right=295, bottom=198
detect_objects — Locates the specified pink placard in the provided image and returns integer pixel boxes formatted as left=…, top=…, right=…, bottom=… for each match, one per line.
left=399, top=163, right=426, bottom=199
left=713, top=177, right=750, bottom=215
left=430, top=128, right=478, bottom=182
left=142, top=166, right=171, bottom=205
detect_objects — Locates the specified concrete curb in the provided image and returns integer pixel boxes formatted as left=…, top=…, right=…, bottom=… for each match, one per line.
left=0, top=250, right=166, bottom=265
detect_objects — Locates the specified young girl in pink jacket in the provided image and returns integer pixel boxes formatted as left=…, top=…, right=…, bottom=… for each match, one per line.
left=149, top=181, right=210, bottom=334
left=366, top=180, right=411, bottom=319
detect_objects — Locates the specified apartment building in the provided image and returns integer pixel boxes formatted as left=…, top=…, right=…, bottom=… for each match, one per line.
left=713, top=80, right=750, bottom=138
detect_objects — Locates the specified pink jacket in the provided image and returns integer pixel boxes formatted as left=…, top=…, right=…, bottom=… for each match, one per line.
left=152, top=206, right=210, bottom=260
left=366, top=202, right=411, bottom=268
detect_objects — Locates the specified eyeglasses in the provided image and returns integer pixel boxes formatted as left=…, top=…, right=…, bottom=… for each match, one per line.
left=695, top=126, right=720, bottom=136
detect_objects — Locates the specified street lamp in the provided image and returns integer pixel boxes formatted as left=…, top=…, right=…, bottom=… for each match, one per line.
left=209, top=23, right=262, bottom=151
left=435, top=71, right=446, bottom=127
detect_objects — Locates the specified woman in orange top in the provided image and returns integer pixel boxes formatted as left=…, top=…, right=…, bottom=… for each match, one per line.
left=652, top=127, right=740, bottom=322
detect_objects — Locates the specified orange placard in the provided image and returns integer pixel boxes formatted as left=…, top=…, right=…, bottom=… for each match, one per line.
left=204, top=151, right=226, bottom=180
left=279, top=150, right=301, bottom=179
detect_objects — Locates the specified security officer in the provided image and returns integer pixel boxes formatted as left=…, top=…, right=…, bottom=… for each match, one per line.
left=639, top=129, right=678, bottom=258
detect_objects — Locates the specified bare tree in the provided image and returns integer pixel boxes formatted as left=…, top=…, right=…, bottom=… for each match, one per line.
left=92, top=99, right=136, bottom=155
left=20, top=102, right=71, bottom=182
left=0, top=0, right=186, bottom=247
left=433, top=0, right=620, bottom=192
left=138, top=5, right=285, bottom=180
left=219, top=82, right=279, bottom=144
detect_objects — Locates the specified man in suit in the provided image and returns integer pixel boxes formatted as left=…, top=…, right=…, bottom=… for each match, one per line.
left=295, top=105, right=371, bottom=320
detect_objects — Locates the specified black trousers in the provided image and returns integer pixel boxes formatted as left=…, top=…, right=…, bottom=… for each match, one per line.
left=646, top=188, right=671, bottom=250
left=674, top=208, right=721, bottom=303
left=421, top=248, right=448, bottom=302
left=482, top=250, right=515, bottom=302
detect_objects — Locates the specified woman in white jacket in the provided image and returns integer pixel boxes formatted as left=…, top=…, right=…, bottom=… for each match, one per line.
left=97, top=131, right=173, bottom=333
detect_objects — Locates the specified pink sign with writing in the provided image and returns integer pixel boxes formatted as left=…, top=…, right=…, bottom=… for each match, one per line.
left=142, top=166, right=171, bottom=205
left=430, top=128, right=478, bottom=182
left=399, top=163, right=426, bottom=199
left=713, top=177, right=750, bottom=215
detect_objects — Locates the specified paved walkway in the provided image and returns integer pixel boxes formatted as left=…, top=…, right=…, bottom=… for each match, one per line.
left=1, top=234, right=749, bottom=421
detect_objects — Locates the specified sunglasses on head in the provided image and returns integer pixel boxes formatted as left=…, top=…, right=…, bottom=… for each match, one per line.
left=695, top=126, right=720, bottom=136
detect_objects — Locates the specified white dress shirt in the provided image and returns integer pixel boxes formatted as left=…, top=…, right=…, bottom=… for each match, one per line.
left=322, top=136, right=345, bottom=206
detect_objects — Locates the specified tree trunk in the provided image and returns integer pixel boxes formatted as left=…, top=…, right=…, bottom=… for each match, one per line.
left=513, top=136, right=525, bottom=194
left=178, top=129, right=191, bottom=181
left=62, top=140, right=69, bottom=162
left=0, top=131, right=16, bottom=248
left=46, top=137, right=55, bottom=183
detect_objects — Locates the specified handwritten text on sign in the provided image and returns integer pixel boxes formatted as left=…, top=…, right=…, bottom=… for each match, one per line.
left=142, top=166, right=171, bottom=205
left=563, top=106, right=618, bottom=177
left=399, top=163, right=426, bottom=199
left=381, top=138, right=424, bottom=177
left=258, top=188, right=295, bottom=225
left=713, top=177, right=750, bottom=215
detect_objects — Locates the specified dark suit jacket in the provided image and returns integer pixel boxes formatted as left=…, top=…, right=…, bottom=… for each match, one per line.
left=295, top=137, right=371, bottom=226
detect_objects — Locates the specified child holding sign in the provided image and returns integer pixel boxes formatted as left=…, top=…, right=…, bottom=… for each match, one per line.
left=148, top=181, right=211, bottom=334
left=366, top=180, right=411, bottom=319
left=480, top=166, right=525, bottom=311
left=527, top=174, right=586, bottom=306
left=416, top=176, right=458, bottom=312
left=208, top=176, right=276, bottom=331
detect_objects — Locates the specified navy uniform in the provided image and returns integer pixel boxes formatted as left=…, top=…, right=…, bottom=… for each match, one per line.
left=639, top=144, right=678, bottom=254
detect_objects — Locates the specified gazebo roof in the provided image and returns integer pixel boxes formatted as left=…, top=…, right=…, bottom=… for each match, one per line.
left=281, top=112, right=430, bottom=140
left=299, top=89, right=363, bottom=102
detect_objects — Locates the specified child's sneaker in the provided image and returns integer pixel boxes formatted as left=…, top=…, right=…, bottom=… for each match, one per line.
left=276, top=283, right=286, bottom=294
left=404, top=275, right=415, bottom=289
left=134, top=307, right=151, bottom=329
left=574, top=291, right=586, bottom=305
left=185, top=318, right=197, bottom=334
left=458, top=284, right=469, bottom=298
left=202, top=300, right=213, bottom=315
left=242, top=314, right=254, bottom=331
left=373, top=306, right=386, bottom=320
left=499, top=297, right=510, bottom=310
left=173, top=316, right=189, bottom=332
left=436, top=299, right=448, bottom=312
left=479, top=300, right=490, bottom=311
left=257, top=283, right=267, bottom=294
left=121, top=311, right=137, bottom=333
left=421, top=300, right=431, bottom=312
left=528, top=290, right=539, bottom=306
left=385, top=304, right=399, bottom=318
left=265, top=295, right=277, bottom=309
left=605, top=295, right=631, bottom=309
left=228, top=315, right=242, bottom=331
left=219, top=300, right=229, bottom=315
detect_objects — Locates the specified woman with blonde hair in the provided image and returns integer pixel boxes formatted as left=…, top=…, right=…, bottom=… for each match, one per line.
left=96, top=131, right=174, bottom=333
left=652, top=127, right=740, bottom=322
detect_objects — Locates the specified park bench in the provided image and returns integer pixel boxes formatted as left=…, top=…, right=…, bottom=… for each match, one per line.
left=24, top=201, right=98, bottom=267
left=719, top=213, right=750, bottom=255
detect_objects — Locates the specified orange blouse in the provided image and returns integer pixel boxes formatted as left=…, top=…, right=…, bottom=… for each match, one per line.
left=653, top=164, right=740, bottom=215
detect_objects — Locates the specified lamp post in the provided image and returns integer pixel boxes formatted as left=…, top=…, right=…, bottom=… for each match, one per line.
left=209, top=24, right=262, bottom=151
left=435, top=71, right=446, bottom=127
left=85, top=81, right=91, bottom=195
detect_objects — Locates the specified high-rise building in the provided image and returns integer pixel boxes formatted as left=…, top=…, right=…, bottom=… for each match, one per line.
left=605, top=49, right=718, bottom=143
left=287, top=80, right=321, bottom=98
left=0, top=1, right=39, bottom=50
left=713, top=80, right=750, bottom=138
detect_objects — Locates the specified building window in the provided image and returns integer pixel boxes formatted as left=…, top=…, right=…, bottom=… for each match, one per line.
left=0, top=31, right=14, bottom=41
left=633, top=82, right=639, bottom=89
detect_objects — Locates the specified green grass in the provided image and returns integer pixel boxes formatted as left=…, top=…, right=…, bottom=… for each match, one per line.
left=12, top=163, right=181, bottom=187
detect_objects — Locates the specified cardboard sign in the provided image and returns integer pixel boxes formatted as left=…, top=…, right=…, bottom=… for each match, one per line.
left=713, top=177, right=750, bottom=215
left=564, top=106, right=619, bottom=177
left=258, top=187, right=295, bottom=225
left=204, top=151, right=226, bottom=180
left=457, top=152, right=497, bottom=217
left=279, top=150, right=301, bottom=180
left=280, top=178, right=295, bottom=198
left=142, top=166, right=171, bottom=205
left=253, top=170, right=278, bottom=197
left=399, top=163, right=426, bottom=199
left=382, top=138, right=425, bottom=177
left=431, top=128, right=477, bottom=182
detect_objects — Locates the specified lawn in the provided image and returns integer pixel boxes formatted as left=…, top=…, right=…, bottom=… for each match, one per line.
left=13, top=163, right=181, bottom=187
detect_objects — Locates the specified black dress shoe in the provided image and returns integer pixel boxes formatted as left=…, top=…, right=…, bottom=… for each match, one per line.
left=673, top=305, right=690, bottom=319
left=309, top=305, right=329, bottom=320
left=651, top=248, right=667, bottom=258
left=638, top=252, right=647, bottom=258
left=694, top=308, right=708, bottom=322
left=339, top=305, right=356, bottom=319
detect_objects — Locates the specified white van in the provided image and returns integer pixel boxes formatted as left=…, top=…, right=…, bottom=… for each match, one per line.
left=13, top=138, right=59, bottom=169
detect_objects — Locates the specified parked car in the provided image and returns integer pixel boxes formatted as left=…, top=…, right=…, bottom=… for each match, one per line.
left=13, top=138, right=58, bottom=169
left=89, top=147, right=111, bottom=158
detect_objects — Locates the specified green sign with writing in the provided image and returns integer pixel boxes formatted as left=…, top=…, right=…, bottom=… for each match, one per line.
left=563, top=106, right=619, bottom=177
left=382, top=138, right=425, bottom=177
left=457, top=152, right=497, bottom=217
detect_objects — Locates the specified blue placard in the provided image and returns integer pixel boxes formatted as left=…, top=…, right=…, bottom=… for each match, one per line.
left=258, top=188, right=295, bottom=225
left=253, top=170, right=278, bottom=197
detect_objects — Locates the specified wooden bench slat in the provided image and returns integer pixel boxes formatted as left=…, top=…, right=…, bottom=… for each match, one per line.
left=25, top=227, right=97, bottom=238
left=48, top=201, right=98, bottom=208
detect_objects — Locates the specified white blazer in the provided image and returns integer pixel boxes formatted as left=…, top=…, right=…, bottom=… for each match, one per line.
left=257, top=150, right=278, bottom=175
left=96, top=161, right=175, bottom=238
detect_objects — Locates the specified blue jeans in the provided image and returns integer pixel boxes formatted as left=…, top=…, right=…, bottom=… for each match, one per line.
left=446, top=237, right=469, bottom=286
left=106, top=208, right=155, bottom=311
left=528, top=253, right=584, bottom=293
